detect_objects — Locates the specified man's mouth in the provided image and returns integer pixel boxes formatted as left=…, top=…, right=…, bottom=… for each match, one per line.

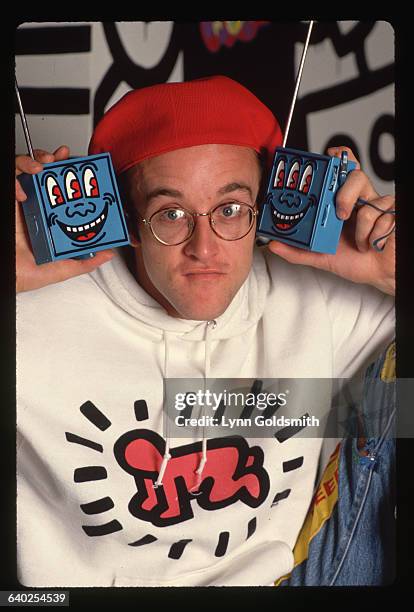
left=57, top=203, right=108, bottom=242
left=183, top=270, right=227, bottom=280
left=184, top=270, right=224, bottom=274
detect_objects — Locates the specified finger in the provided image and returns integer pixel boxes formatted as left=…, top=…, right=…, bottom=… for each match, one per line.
left=368, top=212, right=395, bottom=251
left=267, top=240, right=333, bottom=273
left=335, top=169, right=379, bottom=220
left=15, top=178, right=27, bottom=202
left=16, top=144, right=70, bottom=176
left=354, top=195, right=395, bottom=252
left=16, top=145, right=69, bottom=189
left=353, top=204, right=381, bottom=252
left=52, top=145, right=70, bottom=160
left=15, top=197, right=38, bottom=247
left=60, top=250, right=115, bottom=276
left=15, top=155, right=43, bottom=177
left=326, top=146, right=361, bottom=168
left=17, top=250, right=116, bottom=293
left=46, top=249, right=115, bottom=281
left=33, top=149, right=55, bottom=164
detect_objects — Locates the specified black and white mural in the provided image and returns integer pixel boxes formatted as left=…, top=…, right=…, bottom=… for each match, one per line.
left=15, top=21, right=394, bottom=194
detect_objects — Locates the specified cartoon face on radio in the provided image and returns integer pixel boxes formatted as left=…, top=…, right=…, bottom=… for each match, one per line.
left=37, top=155, right=128, bottom=257
left=264, top=149, right=330, bottom=247
left=267, top=153, right=318, bottom=241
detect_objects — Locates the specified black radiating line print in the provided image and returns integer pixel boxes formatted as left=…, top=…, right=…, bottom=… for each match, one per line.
left=74, top=466, right=108, bottom=482
left=274, top=413, right=310, bottom=443
left=82, top=520, right=123, bottom=537
left=282, top=457, right=304, bottom=473
left=246, top=517, right=257, bottom=539
left=80, top=497, right=115, bottom=515
left=239, top=380, right=263, bottom=419
left=134, top=400, right=149, bottom=421
left=65, top=432, right=103, bottom=453
left=129, top=534, right=158, bottom=547
left=168, top=539, right=192, bottom=560
left=261, top=399, right=282, bottom=420
left=215, top=532, right=230, bottom=557
left=272, top=489, right=292, bottom=506
left=15, top=25, right=91, bottom=55
left=80, top=401, right=112, bottom=431
left=180, top=394, right=194, bottom=420
left=214, top=399, right=226, bottom=421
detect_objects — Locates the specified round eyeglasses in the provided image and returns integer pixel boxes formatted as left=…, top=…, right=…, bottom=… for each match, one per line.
left=138, top=202, right=258, bottom=246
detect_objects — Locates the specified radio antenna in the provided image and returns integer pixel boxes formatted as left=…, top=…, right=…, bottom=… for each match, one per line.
left=15, top=75, right=35, bottom=160
left=282, top=20, right=314, bottom=148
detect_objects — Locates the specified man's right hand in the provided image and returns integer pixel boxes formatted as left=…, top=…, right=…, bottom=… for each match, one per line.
left=16, top=145, right=114, bottom=293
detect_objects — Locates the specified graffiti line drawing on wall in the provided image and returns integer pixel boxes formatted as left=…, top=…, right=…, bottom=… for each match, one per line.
left=15, top=21, right=394, bottom=189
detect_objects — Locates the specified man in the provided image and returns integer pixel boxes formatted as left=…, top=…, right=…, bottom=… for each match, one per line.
left=16, top=76, right=395, bottom=587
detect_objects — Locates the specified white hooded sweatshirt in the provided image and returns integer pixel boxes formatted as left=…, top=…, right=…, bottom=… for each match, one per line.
left=16, top=247, right=394, bottom=587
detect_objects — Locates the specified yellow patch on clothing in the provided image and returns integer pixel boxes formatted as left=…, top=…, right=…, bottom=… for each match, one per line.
left=274, top=442, right=341, bottom=586
left=381, top=341, right=396, bottom=382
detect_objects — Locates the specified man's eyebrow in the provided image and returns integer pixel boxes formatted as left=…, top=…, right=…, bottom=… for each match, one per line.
left=144, top=182, right=253, bottom=204
left=217, top=182, right=253, bottom=198
left=145, top=188, right=183, bottom=204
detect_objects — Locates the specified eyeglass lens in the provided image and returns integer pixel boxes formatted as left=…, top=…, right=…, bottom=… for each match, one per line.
left=150, top=203, right=254, bottom=245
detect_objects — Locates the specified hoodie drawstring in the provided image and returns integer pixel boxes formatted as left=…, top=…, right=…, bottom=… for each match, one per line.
left=154, top=321, right=216, bottom=490
left=191, top=319, right=215, bottom=492
left=153, top=331, right=173, bottom=488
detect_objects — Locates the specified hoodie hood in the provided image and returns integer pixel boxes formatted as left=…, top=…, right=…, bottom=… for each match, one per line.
left=89, top=247, right=271, bottom=342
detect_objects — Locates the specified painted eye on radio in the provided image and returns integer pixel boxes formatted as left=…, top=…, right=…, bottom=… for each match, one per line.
left=274, top=159, right=285, bottom=188
left=287, top=161, right=300, bottom=190
left=299, top=164, right=313, bottom=194
left=84, top=167, right=100, bottom=198
left=46, top=175, right=65, bottom=207
left=65, top=170, right=82, bottom=200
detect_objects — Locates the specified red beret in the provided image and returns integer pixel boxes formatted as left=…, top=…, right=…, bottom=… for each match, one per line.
left=88, top=75, right=282, bottom=174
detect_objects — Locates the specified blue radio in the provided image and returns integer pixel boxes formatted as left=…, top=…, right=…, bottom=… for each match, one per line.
left=19, top=153, right=129, bottom=264
left=256, top=147, right=356, bottom=254
left=15, top=77, right=130, bottom=265
left=256, top=20, right=359, bottom=255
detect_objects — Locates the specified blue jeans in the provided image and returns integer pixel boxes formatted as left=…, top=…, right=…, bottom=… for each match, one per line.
left=277, top=342, right=396, bottom=586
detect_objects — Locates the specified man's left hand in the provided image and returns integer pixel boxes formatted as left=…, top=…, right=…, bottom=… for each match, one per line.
left=267, top=147, right=395, bottom=296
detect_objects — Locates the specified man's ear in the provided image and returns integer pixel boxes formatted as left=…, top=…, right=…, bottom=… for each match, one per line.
left=129, top=231, right=141, bottom=248
left=124, top=210, right=141, bottom=247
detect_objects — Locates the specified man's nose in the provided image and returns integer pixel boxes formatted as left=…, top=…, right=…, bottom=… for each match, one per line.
left=183, top=215, right=219, bottom=260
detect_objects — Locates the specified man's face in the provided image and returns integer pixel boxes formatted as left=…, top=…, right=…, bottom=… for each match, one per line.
left=124, top=144, right=261, bottom=321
